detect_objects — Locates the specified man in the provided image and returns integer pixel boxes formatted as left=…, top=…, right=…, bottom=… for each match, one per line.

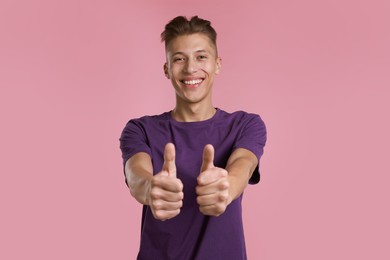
left=120, top=16, right=267, bottom=260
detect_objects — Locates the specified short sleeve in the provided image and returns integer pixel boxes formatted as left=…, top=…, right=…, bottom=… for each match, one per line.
left=233, top=114, right=267, bottom=184
left=119, top=119, right=152, bottom=166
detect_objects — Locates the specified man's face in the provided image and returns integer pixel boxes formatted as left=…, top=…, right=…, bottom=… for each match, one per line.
left=164, top=33, right=221, bottom=105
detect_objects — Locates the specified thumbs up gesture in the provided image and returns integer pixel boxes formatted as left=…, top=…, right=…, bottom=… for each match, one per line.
left=196, top=144, right=230, bottom=216
left=149, top=143, right=183, bottom=220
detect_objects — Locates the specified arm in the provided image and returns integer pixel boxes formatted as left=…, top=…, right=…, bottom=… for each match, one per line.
left=196, top=145, right=258, bottom=216
left=225, top=147, right=258, bottom=203
left=125, top=143, right=184, bottom=220
left=125, top=152, right=154, bottom=205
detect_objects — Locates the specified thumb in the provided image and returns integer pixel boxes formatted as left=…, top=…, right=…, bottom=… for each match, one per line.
left=201, top=144, right=215, bottom=172
left=162, top=143, right=176, bottom=177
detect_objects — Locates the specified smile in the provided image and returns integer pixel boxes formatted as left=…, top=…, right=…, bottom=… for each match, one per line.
left=181, top=79, right=203, bottom=85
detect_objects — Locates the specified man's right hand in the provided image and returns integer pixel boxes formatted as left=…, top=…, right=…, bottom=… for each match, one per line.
left=148, top=143, right=183, bottom=221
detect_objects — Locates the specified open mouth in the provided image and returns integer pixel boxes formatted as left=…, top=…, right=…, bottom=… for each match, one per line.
left=181, top=79, right=204, bottom=86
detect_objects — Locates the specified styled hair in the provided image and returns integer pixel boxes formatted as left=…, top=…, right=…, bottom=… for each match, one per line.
left=161, top=16, right=218, bottom=53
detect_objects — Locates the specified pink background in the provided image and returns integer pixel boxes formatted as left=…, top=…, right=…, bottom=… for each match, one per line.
left=1, top=0, right=389, bottom=259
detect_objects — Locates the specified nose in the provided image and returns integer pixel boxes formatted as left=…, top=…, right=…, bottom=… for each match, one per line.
left=184, top=59, right=197, bottom=74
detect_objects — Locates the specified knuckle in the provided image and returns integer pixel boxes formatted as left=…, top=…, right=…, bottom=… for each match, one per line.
left=154, top=211, right=165, bottom=220
left=174, top=209, right=181, bottom=216
left=223, top=179, right=230, bottom=188
left=177, top=200, right=183, bottom=208
left=219, top=181, right=229, bottom=190
left=197, top=175, right=205, bottom=184
left=215, top=205, right=226, bottom=215
left=216, top=168, right=226, bottom=176
left=218, top=193, right=228, bottom=202
left=150, top=189, right=161, bottom=199
left=176, top=180, right=184, bottom=190
left=151, top=200, right=161, bottom=209
left=163, top=209, right=180, bottom=220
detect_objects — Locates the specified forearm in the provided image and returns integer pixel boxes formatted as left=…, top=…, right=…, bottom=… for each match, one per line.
left=125, top=153, right=154, bottom=205
left=225, top=150, right=258, bottom=204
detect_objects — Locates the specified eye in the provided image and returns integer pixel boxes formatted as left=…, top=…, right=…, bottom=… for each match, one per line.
left=198, top=55, right=208, bottom=60
left=173, top=57, right=185, bottom=62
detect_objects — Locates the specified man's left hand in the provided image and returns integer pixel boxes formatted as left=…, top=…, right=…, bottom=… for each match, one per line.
left=196, top=144, right=231, bottom=216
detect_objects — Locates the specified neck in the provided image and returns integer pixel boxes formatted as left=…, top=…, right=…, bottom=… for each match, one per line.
left=171, top=102, right=216, bottom=122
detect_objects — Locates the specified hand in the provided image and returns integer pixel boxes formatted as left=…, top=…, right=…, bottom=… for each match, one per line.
left=196, top=144, right=230, bottom=216
left=148, top=143, right=183, bottom=221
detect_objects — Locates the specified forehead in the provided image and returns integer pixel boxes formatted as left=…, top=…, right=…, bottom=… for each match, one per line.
left=166, top=33, right=216, bottom=56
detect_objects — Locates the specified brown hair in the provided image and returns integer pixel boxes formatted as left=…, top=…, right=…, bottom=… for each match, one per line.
left=161, top=16, right=218, bottom=54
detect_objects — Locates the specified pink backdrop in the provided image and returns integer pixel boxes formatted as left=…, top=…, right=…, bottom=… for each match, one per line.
left=1, top=0, right=389, bottom=259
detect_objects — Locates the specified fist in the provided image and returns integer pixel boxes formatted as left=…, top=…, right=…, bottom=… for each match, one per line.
left=149, top=143, right=184, bottom=221
left=196, top=144, right=230, bottom=216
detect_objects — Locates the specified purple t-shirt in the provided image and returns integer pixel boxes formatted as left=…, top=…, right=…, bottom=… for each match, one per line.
left=119, top=108, right=266, bottom=260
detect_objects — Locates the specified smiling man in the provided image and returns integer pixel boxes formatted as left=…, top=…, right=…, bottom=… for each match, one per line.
left=120, top=16, right=267, bottom=260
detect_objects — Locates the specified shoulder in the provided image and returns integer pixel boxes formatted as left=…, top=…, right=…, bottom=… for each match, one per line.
left=217, top=108, right=265, bottom=127
left=120, top=112, right=171, bottom=140
left=124, top=112, right=170, bottom=128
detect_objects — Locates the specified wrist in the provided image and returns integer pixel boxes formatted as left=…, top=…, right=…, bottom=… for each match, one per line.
left=130, top=175, right=153, bottom=206
left=226, top=174, right=244, bottom=205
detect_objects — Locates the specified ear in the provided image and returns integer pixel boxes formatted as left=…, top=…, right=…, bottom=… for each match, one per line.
left=215, top=57, right=222, bottom=75
left=163, top=63, right=170, bottom=79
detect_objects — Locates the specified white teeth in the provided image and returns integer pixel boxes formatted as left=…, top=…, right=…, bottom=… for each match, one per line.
left=183, top=79, right=202, bottom=85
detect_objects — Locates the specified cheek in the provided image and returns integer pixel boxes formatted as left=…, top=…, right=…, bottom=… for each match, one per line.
left=170, top=65, right=183, bottom=77
left=198, top=63, right=212, bottom=73
left=203, top=64, right=217, bottom=75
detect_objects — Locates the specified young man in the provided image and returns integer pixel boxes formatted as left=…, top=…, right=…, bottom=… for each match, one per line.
left=120, top=16, right=267, bottom=260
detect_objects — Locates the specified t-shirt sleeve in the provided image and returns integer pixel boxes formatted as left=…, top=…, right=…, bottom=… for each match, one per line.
left=119, top=119, right=152, bottom=167
left=233, top=114, right=267, bottom=184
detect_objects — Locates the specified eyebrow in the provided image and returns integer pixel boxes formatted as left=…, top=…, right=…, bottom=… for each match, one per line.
left=172, top=50, right=209, bottom=56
